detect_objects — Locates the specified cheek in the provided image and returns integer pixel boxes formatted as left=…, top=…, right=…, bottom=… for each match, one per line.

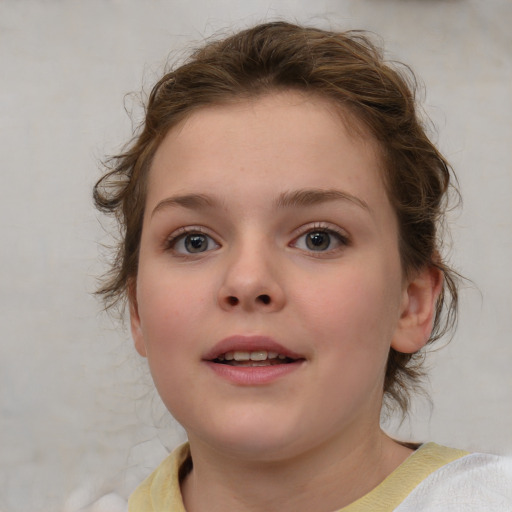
left=291, top=261, right=403, bottom=384
left=135, top=278, right=203, bottom=408
left=298, top=268, right=400, bottom=335
left=134, top=266, right=225, bottom=425
left=297, top=270, right=401, bottom=410
left=134, top=270, right=209, bottom=377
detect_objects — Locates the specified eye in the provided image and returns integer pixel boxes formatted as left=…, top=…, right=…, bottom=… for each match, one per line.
left=170, top=231, right=220, bottom=254
left=292, top=228, right=347, bottom=252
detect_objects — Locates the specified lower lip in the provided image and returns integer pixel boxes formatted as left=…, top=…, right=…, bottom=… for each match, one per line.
left=204, top=360, right=304, bottom=385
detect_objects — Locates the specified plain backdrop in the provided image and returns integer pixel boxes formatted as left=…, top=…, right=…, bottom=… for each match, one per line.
left=1, top=1, right=511, bottom=510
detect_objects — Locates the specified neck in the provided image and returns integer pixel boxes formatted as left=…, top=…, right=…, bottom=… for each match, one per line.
left=181, top=429, right=412, bottom=512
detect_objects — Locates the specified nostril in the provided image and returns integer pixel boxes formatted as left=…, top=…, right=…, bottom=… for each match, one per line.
left=257, top=294, right=271, bottom=305
left=227, top=296, right=239, bottom=306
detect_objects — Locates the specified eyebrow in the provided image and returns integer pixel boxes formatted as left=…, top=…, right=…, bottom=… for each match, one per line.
left=274, top=188, right=370, bottom=212
left=151, top=188, right=370, bottom=218
left=151, top=193, right=218, bottom=217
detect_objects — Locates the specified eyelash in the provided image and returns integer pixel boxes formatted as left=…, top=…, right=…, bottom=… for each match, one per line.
left=164, top=227, right=220, bottom=256
left=291, top=223, right=350, bottom=255
left=164, top=223, right=350, bottom=257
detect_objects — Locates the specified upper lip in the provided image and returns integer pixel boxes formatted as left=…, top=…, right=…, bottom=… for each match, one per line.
left=203, top=335, right=304, bottom=361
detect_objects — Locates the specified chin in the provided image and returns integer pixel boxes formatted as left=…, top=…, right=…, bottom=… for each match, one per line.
left=186, top=412, right=307, bottom=462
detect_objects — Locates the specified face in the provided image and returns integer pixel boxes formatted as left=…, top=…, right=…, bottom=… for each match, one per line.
left=131, top=92, right=416, bottom=461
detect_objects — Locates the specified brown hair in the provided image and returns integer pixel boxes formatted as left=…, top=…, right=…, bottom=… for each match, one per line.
left=94, top=21, right=460, bottom=414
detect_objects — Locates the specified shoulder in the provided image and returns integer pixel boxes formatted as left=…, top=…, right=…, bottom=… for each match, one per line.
left=340, top=443, right=512, bottom=512
left=396, top=448, right=512, bottom=511
left=127, top=443, right=189, bottom=512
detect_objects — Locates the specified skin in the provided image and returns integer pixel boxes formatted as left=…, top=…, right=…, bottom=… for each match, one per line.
left=130, top=92, right=442, bottom=511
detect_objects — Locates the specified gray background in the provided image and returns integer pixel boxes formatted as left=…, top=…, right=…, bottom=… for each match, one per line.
left=1, top=1, right=511, bottom=510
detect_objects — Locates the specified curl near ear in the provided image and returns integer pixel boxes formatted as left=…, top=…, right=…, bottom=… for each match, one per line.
left=391, top=265, right=443, bottom=354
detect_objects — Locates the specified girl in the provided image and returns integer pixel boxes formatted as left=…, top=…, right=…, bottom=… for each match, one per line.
left=94, top=21, right=512, bottom=512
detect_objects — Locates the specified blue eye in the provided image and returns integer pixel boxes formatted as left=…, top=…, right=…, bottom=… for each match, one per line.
left=171, top=232, right=219, bottom=254
left=293, top=229, right=346, bottom=252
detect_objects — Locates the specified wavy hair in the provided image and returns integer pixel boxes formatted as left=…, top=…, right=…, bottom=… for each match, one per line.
left=94, top=22, right=460, bottom=414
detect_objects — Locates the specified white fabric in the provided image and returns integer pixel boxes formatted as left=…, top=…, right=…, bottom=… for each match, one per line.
left=66, top=452, right=512, bottom=511
left=396, top=453, right=512, bottom=511
left=63, top=482, right=128, bottom=512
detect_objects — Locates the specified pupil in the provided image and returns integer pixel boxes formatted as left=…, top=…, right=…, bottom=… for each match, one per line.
left=185, top=234, right=207, bottom=253
left=306, top=231, right=330, bottom=251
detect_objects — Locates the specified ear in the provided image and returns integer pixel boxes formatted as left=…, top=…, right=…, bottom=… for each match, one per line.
left=391, top=266, right=443, bottom=354
left=128, top=279, right=147, bottom=358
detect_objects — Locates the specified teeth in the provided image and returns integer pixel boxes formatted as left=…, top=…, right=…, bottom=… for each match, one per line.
left=218, top=350, right=289, bottom=362
left=233, top=351, right=250, bottom=361
left=250, top=351, right=267, bottom=361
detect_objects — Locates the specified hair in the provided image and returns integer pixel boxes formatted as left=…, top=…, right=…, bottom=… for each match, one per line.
left=94, top=21, right=460, bottom=415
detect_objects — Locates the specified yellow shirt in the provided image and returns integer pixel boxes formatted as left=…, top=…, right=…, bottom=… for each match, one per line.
left=128, top=442, right=468, bottom=512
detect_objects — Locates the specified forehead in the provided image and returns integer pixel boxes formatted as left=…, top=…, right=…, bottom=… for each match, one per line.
left=147, top=91, right=389, bottom=214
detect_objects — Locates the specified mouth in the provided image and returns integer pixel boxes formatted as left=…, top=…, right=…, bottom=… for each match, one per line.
left=204, top=335, right=304, bottom=367
left=204, top=335, right=304, bottom=385
left=213, top=350, right=297, bottom=367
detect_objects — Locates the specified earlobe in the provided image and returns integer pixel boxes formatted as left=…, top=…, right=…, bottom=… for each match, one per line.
left=128, top=280, right=147, bottom=358
left=391, top=266, right=443, bottom=354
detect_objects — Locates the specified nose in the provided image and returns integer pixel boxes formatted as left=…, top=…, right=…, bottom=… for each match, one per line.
left=217, top=242, right=286, bottom=313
